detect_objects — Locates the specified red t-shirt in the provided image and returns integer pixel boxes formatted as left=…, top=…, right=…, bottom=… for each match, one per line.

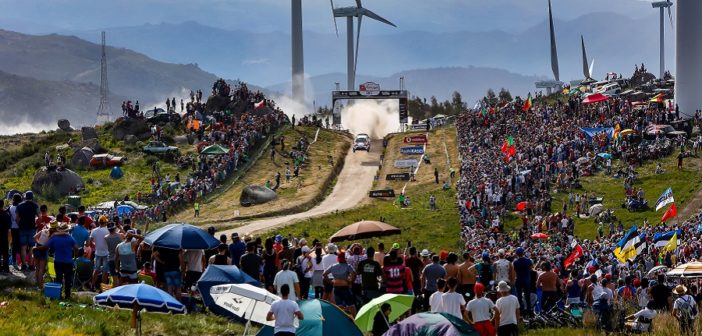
left=35, top=215, right=51, bottom=230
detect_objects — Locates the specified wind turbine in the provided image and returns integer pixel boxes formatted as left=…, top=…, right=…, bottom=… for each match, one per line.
left=581, top=35, right=595, bottom=82
left=652, top=0, right=673, bottom=79
left=330, top=0, right=396, bottom=91
left=291, top=0, right=305, bottom=104
left=548, top=0, right=559, bottom=83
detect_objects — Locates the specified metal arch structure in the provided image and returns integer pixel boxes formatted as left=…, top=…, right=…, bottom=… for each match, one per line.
left=331, top=89, right=408, bottom=127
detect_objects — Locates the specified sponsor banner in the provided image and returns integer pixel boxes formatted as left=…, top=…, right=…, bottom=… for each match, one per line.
left=400, top=146, right=424, bottom=155
left=369, top=189, right=395, bottom=198
left=403, top=134, right=428, bottom=144
left=394, top=159, right=419, bottom=168
left=386, top=173, right=411, bottom=181
left=359, top=82, right=381, bottom=96
left=399, top=97, right=408, bottom=123
left=411, top=124, right=428, bottom=131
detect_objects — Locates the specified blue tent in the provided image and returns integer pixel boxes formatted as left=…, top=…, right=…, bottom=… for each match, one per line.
left=197, top=265, right=262, bottom=319
left=110, top=166, right=124, bottom=179
left=580, top=127, right=614, bottom=143
left=257, top=299, right=363, bottom=336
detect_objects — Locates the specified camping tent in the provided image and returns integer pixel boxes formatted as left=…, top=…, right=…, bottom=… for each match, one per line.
left=200, top=144, right=229, bottom=156
left=71, top=147, right=95, bottom=168
left=110, top=166, right=124, bottom=179
left=197, top=265, right=261, bottom=320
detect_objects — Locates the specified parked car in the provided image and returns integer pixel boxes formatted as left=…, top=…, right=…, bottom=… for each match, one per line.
left=353, top=134, right=370, bottom=152
left=143, top=141, right=179, bottom=155
left=89, top=153, right=126, bottom=168
left=644, top=124, right=676, bottom=139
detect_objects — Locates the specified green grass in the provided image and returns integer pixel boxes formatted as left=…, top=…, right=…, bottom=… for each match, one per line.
left=0, top=287, right=247, bottom=336
left=504, top=150, right=702, bottom=240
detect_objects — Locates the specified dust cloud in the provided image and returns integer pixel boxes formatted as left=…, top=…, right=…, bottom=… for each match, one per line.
left=341, top=99, right=401, bottom=139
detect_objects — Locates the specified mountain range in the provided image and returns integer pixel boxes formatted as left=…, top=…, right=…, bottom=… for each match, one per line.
left=69, top=11, right=671, bottom=89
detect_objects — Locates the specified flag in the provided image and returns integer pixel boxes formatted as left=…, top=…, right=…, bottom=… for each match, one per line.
left=650, top=93, right=664, bottom=103
left=655, top=187, right=674, bottom=211
left=661, top=203, right=678, bottom=222
left=613, top=226, right=640, bottom=263
left=501, top=136, right=514, bottom=153
left=481, top=106, right=488, bottom=117
left=613, top=123, right=621, bottom=142
left=654, top=230, right=681, bottom=247
left=522, top=93, right=533, bottom=112
left=254, top=100, right=266, bottom=109
left=473, top=101, right=481, bottom=110
left=660, top=232, right=677, bottom=256
left=564, top=244, right=583, bottom=269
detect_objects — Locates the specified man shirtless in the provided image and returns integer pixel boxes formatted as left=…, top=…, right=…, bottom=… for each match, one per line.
left=457, top=252, right=477, bottom=299
left=537, top=262, right=560, bottom=312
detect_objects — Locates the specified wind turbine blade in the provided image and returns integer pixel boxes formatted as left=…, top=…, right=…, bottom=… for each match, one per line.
left=548, top=0, right=559, bottom=82
left=353, top=14, right=362, bottom=83
left=361, top=8, right=397, bottom=27
left=589, top=59, right=595, bottom=79
left=581, top=35, right=590, bottom=79
left=329, top=0, right=338, bottom=37
left=356, top=0, right=362, bottom=8
left=667, top=5, right=674, bottom=31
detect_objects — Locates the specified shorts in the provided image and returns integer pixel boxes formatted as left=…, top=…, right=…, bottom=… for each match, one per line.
left=184, top=271, right=203, bottom=289
left=164, top=271, right=182, bottom=288
left=94, top=255, right=109, bottom=273
left=473, top=320, right=495, bottom=336
left=333, top=287, right=354, bottom=307
left=33, top=246, right=48, bottom=260
left=323, top=279, right=334, bottom=293
left=19, top=229, right=36, bottom=246
left=108, top=260, right=118, bottom=276
left=120, top=270, right=138, bottom=281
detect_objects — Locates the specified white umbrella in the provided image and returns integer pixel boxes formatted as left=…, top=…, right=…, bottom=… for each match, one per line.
left=210, top=284, right=280, bottom=335
left=646, top=265, right=668, bottom=278
left=589, top=204, right=604, bottom=216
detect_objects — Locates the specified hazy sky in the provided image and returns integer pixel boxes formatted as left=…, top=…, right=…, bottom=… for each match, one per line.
left=0, top=0, right=661, bottom=34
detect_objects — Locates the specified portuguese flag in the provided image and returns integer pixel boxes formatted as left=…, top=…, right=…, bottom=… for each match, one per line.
left=501, top=135, right=517, bottom=158
left=522, top=93, right=533, bottom=112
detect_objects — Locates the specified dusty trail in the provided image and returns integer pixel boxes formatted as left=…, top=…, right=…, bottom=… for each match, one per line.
left=219, top=140, right=381, bottom=236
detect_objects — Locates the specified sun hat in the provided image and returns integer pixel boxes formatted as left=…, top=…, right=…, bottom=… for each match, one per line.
left=497, top=281, right=511, bottom=292
left=420, top=249, right=430, bottom=257
left=673, top=285, right=688, bottom=295
left=98, top=215, right=109, bottom=223
left=57, top=222, right=71, bottom=232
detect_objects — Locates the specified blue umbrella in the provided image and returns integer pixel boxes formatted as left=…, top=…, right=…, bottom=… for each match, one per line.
left=144, top=223, right=220, bottom=250
left=94, top=284, right=186, bottom=335
left=116, top=205, right=135, bottom=216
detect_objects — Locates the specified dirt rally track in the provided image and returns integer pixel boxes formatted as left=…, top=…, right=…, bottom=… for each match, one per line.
left=219, top=140, right=381, bottom=237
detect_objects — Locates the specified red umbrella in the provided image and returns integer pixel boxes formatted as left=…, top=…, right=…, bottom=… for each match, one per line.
left=582, top=93, right=609, bottom=104
left=329, top=221, right=401, bottom=243
left=516, top=201, right=527, bottom=211
left=530, top=233, right=549, bottom=240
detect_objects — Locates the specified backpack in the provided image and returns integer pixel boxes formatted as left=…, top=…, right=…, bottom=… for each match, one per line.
left=477, top=262, right=493, bottom=286
left=678, top=296, right=696, bottom=324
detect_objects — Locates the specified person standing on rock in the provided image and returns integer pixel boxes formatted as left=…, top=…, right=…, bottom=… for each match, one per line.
left=166, top=98, right=171, bottom=112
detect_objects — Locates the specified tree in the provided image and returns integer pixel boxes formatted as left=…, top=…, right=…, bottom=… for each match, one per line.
left=486, top=89, right=498, bottom=106
left=498, top=88, right=513, bottom=103
left=408, top=97, right=426, bottom=121
left=451, top=91, right=465, bottom=114
left=429, top=96, right=441, bottom=116
left=442, top=100, right=454, bottom=116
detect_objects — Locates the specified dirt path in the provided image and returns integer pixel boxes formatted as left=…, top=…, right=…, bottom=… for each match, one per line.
left=679, top=156, right=702, bottom=219
left=218, top=140, right=381, bottom=236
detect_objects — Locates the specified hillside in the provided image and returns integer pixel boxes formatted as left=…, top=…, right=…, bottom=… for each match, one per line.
left=0, top=70, right=125, bottom=130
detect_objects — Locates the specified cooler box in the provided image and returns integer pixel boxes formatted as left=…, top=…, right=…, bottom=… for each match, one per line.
left=44, top=282, right=62, bottom=299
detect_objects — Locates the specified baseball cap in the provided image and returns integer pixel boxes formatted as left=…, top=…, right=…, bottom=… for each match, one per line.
left=420, top=249, right=430, bottom=257
left=474, top=282, right=485, bottom=296
left=498, top=249, right=505, bottom=256
left=516, top=247, right=525, bottom=255
left=231, top=232, right=239, bottom=239
left=24, top=190, right=34, bottom=200
left=107, top=222, right=116, bottom=230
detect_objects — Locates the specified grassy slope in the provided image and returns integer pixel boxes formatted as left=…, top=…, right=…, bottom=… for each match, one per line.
left=172, top=126, right=351, bottom=224
left=0, top=287, right=248, bottom=336
left=503, top=150, right=702, bottom=240
left=0, top=126, right=188, bottom=210
left=268, top=127, right=463, bottom=251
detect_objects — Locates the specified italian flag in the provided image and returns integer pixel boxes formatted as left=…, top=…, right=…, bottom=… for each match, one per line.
left=522, top=93, right=533, bottom=112
left=254, top=100, right=266, bottom=109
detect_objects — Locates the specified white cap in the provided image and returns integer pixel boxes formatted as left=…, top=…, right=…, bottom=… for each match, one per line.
left=420, top=249, right=430, bottom=257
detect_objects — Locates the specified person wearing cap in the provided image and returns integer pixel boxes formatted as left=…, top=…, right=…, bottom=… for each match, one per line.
left=321, top=244, right=338, bottom=302
left=228, top=233, right=246, bottom=267
left=672, top=284, right=697, bottom=333
left=494, top=281, right=519, bottom=336
left=466, top=282, right=499, bottom=336
left=115, top=230, right=144, bottom=285
left=89, top=215, right=111, bottom=288
left=421, top=254, right=447, bottom=312
left=512, top=247, right=533, bottom=317
left=44, top=222, right=78, bottom=299
left=15, top=190, right=39, bottom=272
left=323, top=252, right=357, bottom=316
left=419, top=249, right=431, bottom=266
left=104, top=222, right=124, bottom=286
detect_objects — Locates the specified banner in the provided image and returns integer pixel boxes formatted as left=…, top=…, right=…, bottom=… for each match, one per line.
left=394, top=159, right=419, bottom=168
left=386, top=173, right=411, bottom=181
left=410, top=124, right=428, bottom=131
left=400, top=146, right=424, bottom=155
left=369, top=189, right=395, bottom=198
left=655, top=187, right=674, bottom=211
left=403, top=135, right=428, bottom=144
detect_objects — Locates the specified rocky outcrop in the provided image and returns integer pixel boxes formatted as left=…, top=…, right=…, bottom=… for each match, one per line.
left=81, top=126, right=98, bottom=140
left=32, top=167, right=85, bottom=196
left=240, top=185, right=277, bottom=206
left=57, top=119, right=74, bottom=132
left=112, top=117, right=150, bottom=141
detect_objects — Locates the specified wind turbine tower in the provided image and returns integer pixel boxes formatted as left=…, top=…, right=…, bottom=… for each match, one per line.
left=652, top=1, right=673, bottom=79
left=675, top=0, right=702, bottom=118
left=291, top=0, right=305, bottom=104
left=330, top=0, right=396, bottom=91
left=96, top=31, right=111, bottom=125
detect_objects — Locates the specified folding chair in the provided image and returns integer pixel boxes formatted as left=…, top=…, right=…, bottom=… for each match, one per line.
left=72, top=257, right=94, bottom=291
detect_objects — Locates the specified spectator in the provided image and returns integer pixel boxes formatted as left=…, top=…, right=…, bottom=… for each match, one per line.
left=421, top=254, right=447, bottom=311
left=267, top=284, right=304, bottom=336
left=466, top=282, right=498, bottom=336
left=228, top=233, right=246, bottom=267
left=273, top=260, right=300, bottom=301
left=16, top=191, right=39, bottom=272
left=45, top=223, right=78, bottom=299
left=0, top=200, right=9, bottom=273
left=439, top=277, right=466, bottom=319
left=495, top=281, right=519, bottom=336
left=371, top=303, right=392, bottom=336
left=208, top=244, right=231, bottom=265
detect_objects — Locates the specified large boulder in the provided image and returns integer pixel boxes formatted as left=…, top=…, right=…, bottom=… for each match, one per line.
left=57, top=119, right=74, bottom=132
left=240, top=185, right=277, bottom=206
left=32, top=167, right=85, bottom=196
left=81, top=126, right=98, bottom=140
left=112, top=118, right=150, bottom=141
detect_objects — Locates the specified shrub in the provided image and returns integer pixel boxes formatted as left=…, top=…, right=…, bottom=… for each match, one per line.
left=145, top=156, right=159, bottom=166
left=39, top=184, right=61, bottom=203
